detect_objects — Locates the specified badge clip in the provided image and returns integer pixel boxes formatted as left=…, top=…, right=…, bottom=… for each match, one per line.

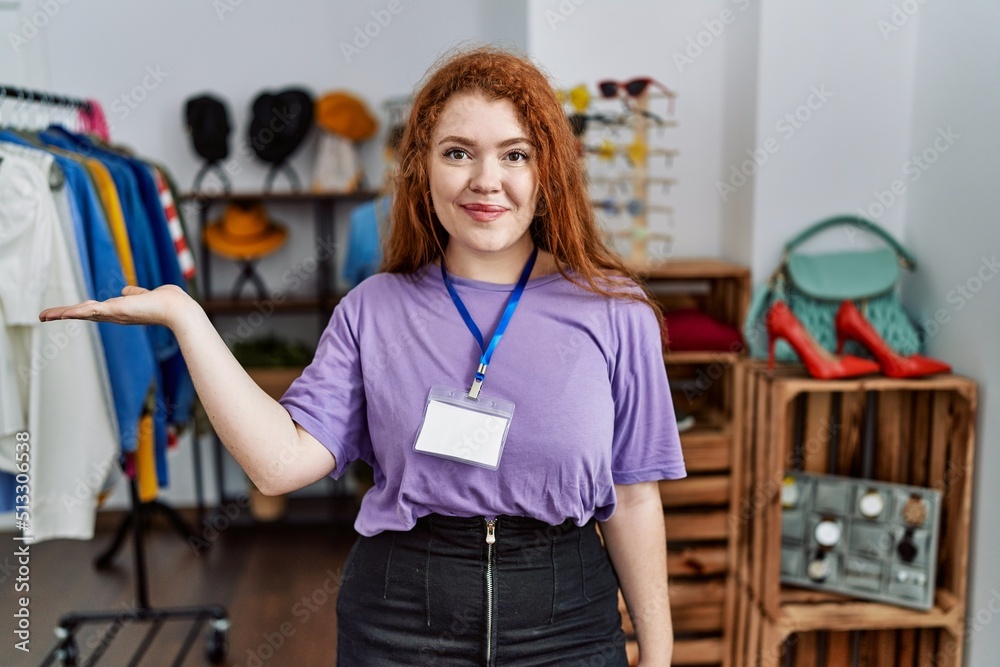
left=468, top=363, right=488, bottom=400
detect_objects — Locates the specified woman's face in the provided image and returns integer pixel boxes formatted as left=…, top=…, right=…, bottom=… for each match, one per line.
left=427, top=92, right=540, bottom=266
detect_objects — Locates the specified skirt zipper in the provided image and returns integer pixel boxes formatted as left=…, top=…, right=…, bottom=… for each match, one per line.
left=485, top=518, right=496, bottom=666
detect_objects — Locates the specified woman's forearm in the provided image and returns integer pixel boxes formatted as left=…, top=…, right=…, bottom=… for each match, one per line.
left=39, top=284, right=336, bottom=494
left=600, top=481, right=673, bottom=666
left=170, top=297, right=336, bottom=495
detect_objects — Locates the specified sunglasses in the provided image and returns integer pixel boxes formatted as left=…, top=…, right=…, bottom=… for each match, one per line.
left=586, top=140, right=679, bottom=167
left=598, top=78, right=676, bottom=115
left=592, top=199, right=674, bottom=218
left=590, top=175, right=678, bottom=194
left=567, top=112, right=623, bottom=137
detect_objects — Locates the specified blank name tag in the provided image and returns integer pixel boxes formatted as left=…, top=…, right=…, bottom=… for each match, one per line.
left=412, top=386, right=514, bottom=470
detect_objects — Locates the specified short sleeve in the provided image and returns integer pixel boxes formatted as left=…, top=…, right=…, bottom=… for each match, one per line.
left=609, top=297, right=687, bottom=484
left=279, top=293, right=370, bottom=478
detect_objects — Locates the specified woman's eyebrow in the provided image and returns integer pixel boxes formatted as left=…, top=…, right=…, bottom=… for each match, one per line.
left=436, top=135, right=534, bottom=147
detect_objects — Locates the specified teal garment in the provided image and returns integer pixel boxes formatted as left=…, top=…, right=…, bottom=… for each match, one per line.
left=343, top=195, right=391, bottom=287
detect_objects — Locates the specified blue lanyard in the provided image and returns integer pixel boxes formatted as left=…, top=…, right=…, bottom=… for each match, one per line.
left=441, top=246, right=538, bottom=399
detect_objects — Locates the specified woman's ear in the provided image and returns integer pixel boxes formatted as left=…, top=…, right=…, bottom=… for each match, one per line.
left=534, top=191, right=549, bottom=218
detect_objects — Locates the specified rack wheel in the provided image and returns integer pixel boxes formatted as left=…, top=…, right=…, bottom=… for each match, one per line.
left=58, top=637, right=79, bottom=666
left=205, top=627, right=228, bottom=664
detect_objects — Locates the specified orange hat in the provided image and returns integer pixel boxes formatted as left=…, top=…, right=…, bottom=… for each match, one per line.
left=315, top=91, right=378, bottom=141
left=203, top=201, right=287, bottom=260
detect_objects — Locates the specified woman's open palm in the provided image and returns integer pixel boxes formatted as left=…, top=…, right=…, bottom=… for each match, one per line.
left=39, top=284, right=191, bottom=328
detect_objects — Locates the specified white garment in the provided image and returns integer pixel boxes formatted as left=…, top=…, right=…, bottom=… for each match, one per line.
left=0, top=143, right=118, bottom=441
left=310, top=131, right=361, bottom=193
left=0, top=153, right=118, bottom=541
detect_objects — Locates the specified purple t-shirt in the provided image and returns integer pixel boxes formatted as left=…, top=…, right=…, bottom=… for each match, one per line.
left=279, top=263, right=686, bottom=536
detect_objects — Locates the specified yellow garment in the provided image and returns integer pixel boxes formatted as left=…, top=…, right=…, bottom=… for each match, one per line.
left=86, top=159, right=159, bottom=500
left=37, top=142, right=161, bottom=500
left=84, top=159, right=138, bottom=286
left=136, top=412, right=159, bottom=502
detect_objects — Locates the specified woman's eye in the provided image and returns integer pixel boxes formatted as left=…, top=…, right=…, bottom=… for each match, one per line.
left=445, top=148, right=469, bottom=160
left=506, top=150, right=529, bottom=163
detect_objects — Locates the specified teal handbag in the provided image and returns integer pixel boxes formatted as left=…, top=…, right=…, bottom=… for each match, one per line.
left=744, top=215, right=922, bottom=362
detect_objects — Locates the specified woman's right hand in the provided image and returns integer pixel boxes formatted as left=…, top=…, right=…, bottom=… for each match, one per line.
left=39, top=284, right=194, bottom=329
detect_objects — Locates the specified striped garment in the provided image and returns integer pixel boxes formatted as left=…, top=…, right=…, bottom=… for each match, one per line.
left=153, top=168, right=196, bottom=280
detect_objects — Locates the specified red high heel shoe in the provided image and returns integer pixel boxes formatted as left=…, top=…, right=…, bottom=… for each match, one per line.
left=766, top=301, right=880, bottom=379
left=834, top=301, right=951, bottom=378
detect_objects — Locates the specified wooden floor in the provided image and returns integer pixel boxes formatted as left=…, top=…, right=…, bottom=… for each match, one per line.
left=1, top=516, right=356, bottom=667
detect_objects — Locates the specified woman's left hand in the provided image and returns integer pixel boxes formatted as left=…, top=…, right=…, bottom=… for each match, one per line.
left=39, top=284, right=195, bottom=329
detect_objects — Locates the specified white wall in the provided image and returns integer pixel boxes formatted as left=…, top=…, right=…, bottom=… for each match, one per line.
left=0, top=1, right=48, bottom=88
left=41, top=0, right=489, bottom=192
left=749, top=0, right=921, bottom=277
left=900, top=2, right=1000, bottom=665
left=718, top=0, right=760, bottom=266
left=481, top=0, right=528, bottom=50
left=527, top=0, right=736, bottom=259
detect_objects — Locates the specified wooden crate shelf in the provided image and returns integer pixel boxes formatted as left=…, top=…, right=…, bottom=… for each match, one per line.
left=669, top=545, right=729, bottom=578
left=627, top=257, right=752, bottom=281
left=626, top=637, right=726, bottom=667
left=680, top=434, right=732, bottom=473
left=666, top=351, right=742, bottom=365
left=779, top=592, right=958, bottom=633
left=732, top=362, right=977, bottom=667
left=665, top=510, right=730, bottom=542
left=660, top=475, right=731, bottom=508
left=621, top=259, right=749, bottom=667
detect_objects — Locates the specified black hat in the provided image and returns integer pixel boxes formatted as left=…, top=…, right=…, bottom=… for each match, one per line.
left=184, top=94, right=231, bottom=163
left=248, top=88, right=314, bottom=164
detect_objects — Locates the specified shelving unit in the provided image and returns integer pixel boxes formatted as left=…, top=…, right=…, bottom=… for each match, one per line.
left=181, top=190, right=377, bottom=319
left=621, top=258, right=750, bottom=667
left=179, top=190, right=378, bottom=520
left=733, top=362, right=977, bottom=666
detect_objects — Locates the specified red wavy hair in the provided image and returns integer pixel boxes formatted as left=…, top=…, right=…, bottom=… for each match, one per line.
left=381, top=45, right=665, bottom=345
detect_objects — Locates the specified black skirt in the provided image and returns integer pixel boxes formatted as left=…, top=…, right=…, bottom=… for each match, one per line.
left=336, top=514, right=628, bottom=666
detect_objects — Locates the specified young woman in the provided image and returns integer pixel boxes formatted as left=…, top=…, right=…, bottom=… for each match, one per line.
left=41, top=46, right=685, bottom=666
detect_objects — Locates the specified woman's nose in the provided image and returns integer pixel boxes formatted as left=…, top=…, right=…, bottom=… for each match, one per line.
left=469, top=160, right=502, bottom=193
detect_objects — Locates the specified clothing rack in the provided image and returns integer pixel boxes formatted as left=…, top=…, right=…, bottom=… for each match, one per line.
left=0, top=84, right=91, bottom=110
left=0, top=84, right=230, bottom=666
left=0, top=84, right=89, bottom=132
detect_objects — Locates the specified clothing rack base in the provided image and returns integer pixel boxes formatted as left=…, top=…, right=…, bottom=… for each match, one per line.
left=38, top=468, right=230, bottom=666
left=93, top=499, right=199, bottom=570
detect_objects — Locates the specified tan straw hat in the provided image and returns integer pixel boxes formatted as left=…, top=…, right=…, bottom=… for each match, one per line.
left=203, top=201, right=287, bottom=260
left=315, top=91, right=378, bottom=141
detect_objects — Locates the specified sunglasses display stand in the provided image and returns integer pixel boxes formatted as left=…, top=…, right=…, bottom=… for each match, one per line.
left=576, top=82, right=678, bottom=267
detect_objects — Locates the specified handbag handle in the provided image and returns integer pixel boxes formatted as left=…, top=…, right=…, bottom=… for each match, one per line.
left=783, top=215, right=917, bottom=270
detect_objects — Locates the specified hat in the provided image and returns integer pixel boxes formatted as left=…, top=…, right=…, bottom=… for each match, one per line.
left=315, top=91, right=378, bottom=141
left=204, top=201, right=287, bottom=260
left=248, top=88, right=314, bottom=164
left=184, top=94, right=231, bottom=162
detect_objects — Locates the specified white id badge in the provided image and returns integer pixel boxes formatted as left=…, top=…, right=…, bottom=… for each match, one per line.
left=412, top=386, right=515, bottom=470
